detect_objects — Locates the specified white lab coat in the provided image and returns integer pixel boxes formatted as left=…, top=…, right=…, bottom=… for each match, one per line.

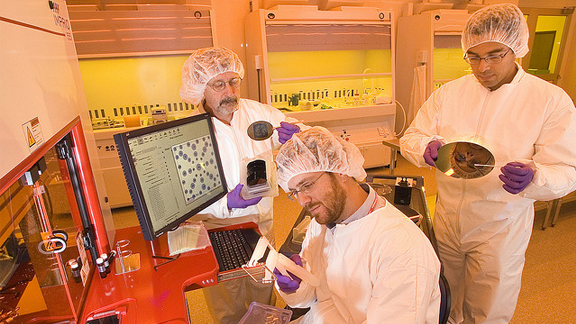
left=279, top=190, right=441, bottom=324
left=190, top=98, right=301, bottom=324
left=400, top=65, right=576, bottom=323
left=191, top=98, right=299, bottom=237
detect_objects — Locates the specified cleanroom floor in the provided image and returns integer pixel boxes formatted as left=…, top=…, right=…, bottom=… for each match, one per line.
left=111, top=154, right=576, bottom=324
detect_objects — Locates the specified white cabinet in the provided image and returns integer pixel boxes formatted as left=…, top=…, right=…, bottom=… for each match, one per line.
left=396, top=9, right=472, bottom=127
left=94, top=129, right=133, bottom=208
left=245, top=6, right=396, bottom=168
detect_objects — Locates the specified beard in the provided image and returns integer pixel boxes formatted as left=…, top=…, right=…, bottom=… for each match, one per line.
left=305, top=175, right=347, bottom=225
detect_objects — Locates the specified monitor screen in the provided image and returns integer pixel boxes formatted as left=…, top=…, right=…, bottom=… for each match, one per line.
left=113, top=113, right=227, bottom=240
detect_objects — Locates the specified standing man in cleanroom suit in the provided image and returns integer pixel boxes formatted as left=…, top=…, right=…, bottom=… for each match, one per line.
left=180, top=47, right=303, bottom=324
left=400, top=4, right=576, bottom=324
left=274, top=126, right=441, bottom=324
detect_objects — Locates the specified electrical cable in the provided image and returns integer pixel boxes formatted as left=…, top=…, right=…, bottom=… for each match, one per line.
left=395, top=99, right=408, bottom=137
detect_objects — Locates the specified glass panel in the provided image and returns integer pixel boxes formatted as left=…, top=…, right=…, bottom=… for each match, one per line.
left=433, top=34, right=472, bottom=90
left=528, top=15, right=567, bottom=75
left=0, top=146, right=86, bottom=322
left=79, top=54, right=193, bottom=130
left=265, top=24, right=393, bottom=111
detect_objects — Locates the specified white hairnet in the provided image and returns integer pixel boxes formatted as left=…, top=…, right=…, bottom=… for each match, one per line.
left=180, top=47, right=245, bottom=106
left=276, top=126, right=367, bottom=192
left=462, top=3, right=529, bottom=58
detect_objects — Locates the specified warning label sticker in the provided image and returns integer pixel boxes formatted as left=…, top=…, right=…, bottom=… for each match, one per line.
left=22, top=117, right=44, bottom=152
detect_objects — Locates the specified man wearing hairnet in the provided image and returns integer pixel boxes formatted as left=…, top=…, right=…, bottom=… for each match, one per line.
left=275, top=126, right=441, bottom=323
left=180, top=47, right=303, bottom=323
left=400, top=4, right=576, bottom=323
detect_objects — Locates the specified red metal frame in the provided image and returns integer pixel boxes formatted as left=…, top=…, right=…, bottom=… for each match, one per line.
left=71, top=121, right=110, bottom=255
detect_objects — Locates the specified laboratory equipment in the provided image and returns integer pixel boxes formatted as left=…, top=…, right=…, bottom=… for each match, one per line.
left=113, top=113, right=228, bottom=241
left=245, top=6, right=397, bottom=168
left=435, top=141, right=495, bottom=179
left=1, top=0, right=112, bottom=320
left=3, top=2, right=242, bottom=323
left=396, top=10, right=472, bottom=128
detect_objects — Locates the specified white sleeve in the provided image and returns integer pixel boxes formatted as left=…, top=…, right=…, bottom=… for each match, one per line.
left=276, top=223, right=319, bottom=308
left=399, top=90, right=445, bottom=167
left=521, top=98, right=576, bottom=200
left=365, top=227, right=440, bottom=324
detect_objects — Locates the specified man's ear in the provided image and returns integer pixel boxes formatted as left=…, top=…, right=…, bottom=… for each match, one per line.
left=336, top=173, right=351, bottom=183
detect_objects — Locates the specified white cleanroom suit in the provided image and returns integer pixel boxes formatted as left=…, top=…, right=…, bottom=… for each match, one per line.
left=190, top=98, right=302, bottom=324
left=278, top=185, right=441, bottom=324
left=400, top=66, right=576, bottom=323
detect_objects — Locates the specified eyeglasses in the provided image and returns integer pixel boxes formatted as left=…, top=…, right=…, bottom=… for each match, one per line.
left=287, top=172, right=327, bottom=201
left=463, top=49, right=511, bottom=65
left=207, top=77, right=242, bottom=92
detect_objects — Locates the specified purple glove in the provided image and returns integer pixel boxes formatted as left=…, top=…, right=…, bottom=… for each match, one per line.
left=227, top=184, right=262, bottom=209
left=273, top=254, right=303, bottom=293
left=277, top=122, right=300, bottom=144
left=424, top=140, right=443, bottom=167
left=499, top=162, right=534, bottom=194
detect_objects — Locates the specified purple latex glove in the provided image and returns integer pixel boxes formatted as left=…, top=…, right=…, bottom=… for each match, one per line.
left=424, top=140, right=443, bottom=167
left=273, top=254, right=303, bottom=293
left=277, top=122, right=300, bottom=144
left=499, top=162, right=534, bottom=194
left=227, top=184, right=262, bottom=209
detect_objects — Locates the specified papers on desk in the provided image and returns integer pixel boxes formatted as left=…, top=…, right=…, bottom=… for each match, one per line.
left=168, top=221, right=211, bottom=256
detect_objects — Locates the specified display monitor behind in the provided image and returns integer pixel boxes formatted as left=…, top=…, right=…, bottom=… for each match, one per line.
left=114, top=113, right=227, bottom=241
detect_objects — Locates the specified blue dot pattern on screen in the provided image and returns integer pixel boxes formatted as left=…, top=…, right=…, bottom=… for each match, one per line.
left=172, top=135, right=222, bottom=204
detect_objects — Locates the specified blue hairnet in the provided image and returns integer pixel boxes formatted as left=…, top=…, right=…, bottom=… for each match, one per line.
left=462, top=3, right=529, bottom=58
left=180, top=47, right=245, bottom=106
left=276, top=127, right=366, bottom=192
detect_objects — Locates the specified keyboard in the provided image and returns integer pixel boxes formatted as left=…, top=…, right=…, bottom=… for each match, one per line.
left=208, top=228, right=260, bottom=272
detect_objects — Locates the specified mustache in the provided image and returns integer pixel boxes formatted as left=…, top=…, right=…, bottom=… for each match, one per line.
left=219, top=96, right=238, bottom=106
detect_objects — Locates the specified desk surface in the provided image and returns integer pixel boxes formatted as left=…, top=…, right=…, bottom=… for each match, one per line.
left=381, top=138, right=400, bottom=151
left=81, top=226, right=219, bottom=324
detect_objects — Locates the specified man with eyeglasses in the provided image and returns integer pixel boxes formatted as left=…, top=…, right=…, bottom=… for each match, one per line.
left=274, top=126, right=441, bottom=324
left=180, top=47, right=304, bottom=323
left=400, top=4, right=576, bottom=323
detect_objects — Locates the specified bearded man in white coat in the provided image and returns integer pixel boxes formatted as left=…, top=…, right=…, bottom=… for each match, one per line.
left=180, top=47, right=303, bottom=324
left=400, top=4, right=576, bottom=323
left=275, top=126, right=441, bottom=324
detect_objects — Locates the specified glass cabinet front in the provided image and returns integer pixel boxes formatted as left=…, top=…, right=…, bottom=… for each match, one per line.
left=0, top=145, right=90, bottom=323
left=265, top=23, right=393, bottom=112
left=433, top=33, right=472, bottom=90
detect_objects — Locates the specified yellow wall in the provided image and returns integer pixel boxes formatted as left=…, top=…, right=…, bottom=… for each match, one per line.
left=267, top=49, right=393, bottom=99
left=78, top=55, right=189, bottom=111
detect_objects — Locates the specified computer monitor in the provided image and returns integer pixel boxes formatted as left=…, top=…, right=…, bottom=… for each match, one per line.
left=114, top=113, right=227, bottom=241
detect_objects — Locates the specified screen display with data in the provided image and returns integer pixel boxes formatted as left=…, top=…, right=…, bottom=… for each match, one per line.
left=114, top=113, right=227, bottom=240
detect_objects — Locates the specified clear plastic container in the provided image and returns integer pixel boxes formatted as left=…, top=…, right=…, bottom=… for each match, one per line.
left=238, top=302, right=292, bottom=324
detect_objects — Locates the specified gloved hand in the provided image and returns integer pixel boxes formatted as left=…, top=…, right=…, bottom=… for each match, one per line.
left=277, top=122, right=300, bottom=144
left=424, top=140, right=443, bottom=167
left=273, top=254, right=303, bottom=293
left=227, top=184, right=262, bottom=209
left=499, top=162, right=534, bottom=194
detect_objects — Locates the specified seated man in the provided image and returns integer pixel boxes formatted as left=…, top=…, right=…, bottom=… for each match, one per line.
left=274, top=127, right=441, bottom=324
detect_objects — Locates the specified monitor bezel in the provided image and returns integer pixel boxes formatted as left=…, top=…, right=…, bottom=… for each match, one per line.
left=114, top=113, right=227, bottom=241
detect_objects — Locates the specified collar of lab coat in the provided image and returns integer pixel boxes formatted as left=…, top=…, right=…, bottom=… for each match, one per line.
left=328, top=184, right=386, bottom=233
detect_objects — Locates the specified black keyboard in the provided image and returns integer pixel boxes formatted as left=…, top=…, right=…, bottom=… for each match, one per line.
left=208, top=229, right=259, bottom=272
